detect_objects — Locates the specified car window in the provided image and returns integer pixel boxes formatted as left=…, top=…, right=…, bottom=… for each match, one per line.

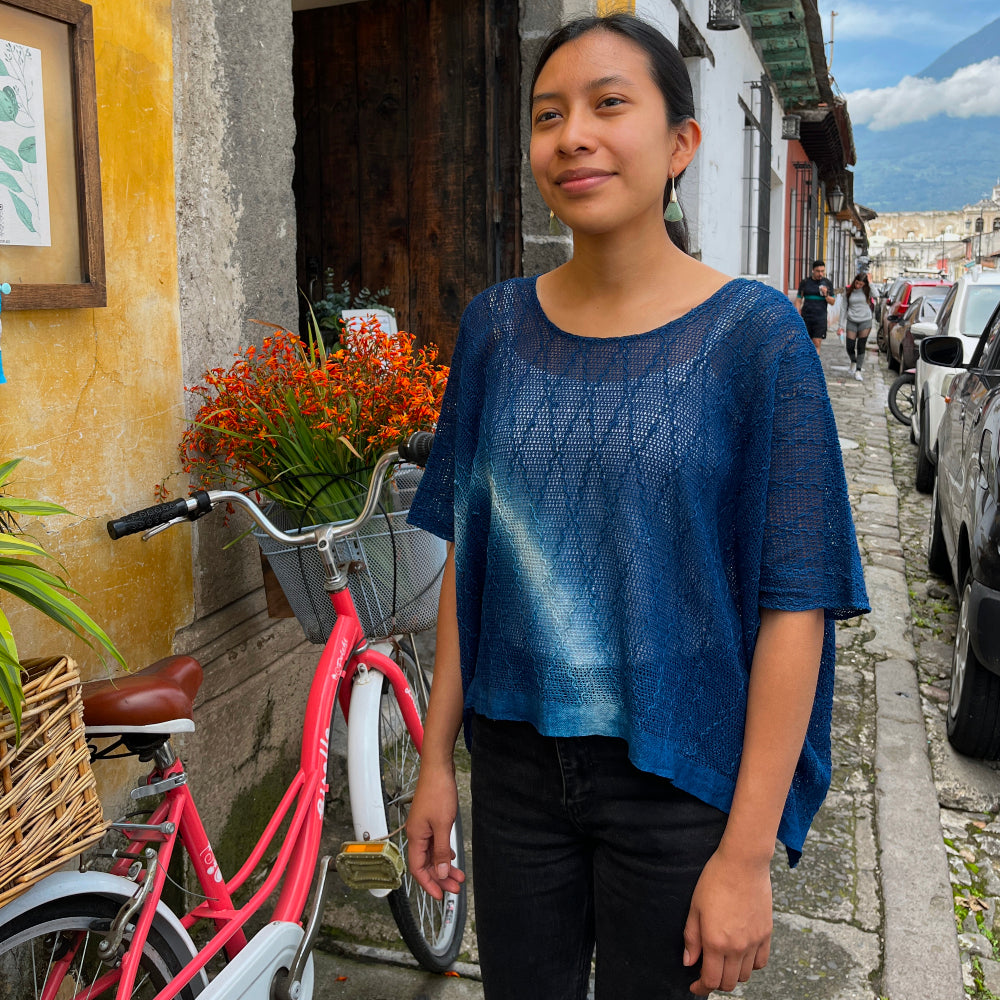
left=935, top=284, right=958, bottom=332
left=959, top=285, right=1000, bottom=339
left=973, top=302, right=1000, bottom=370
left=919, top=295, right=945, bottom=320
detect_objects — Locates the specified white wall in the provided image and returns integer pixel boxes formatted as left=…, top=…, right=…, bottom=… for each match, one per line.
left=638, top=1, right=789, bottom=287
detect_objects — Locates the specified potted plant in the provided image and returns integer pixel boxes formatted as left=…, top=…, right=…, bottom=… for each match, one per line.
left=0, top=458, right=126, bottom=739
left=0, top=459, right=126, bottom=907
left=175, top=317, right=448, bottom=524
left=172, top=317, right=450, bottom=641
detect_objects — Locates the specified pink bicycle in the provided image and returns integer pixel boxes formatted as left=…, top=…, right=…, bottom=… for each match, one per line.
left=0, top=433, right=466, bottom=998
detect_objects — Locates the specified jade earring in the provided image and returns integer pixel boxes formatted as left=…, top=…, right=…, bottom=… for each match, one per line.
left=548, top=209, right=562, bottom=236
left=664, top=177, right=683, bottom=223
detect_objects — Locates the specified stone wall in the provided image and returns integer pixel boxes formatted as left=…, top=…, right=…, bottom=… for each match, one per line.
left=170, top=0, right=316, bottom=864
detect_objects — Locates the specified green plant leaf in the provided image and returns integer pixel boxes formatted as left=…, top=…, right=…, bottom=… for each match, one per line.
left=0, top=565, right=126, bottom=669
left=0, top=496, right=71, bottom=518
left=0, top=458, right=22, bottom=488
left=0, top=86, right=17, bottom=122
left=10, top=191, right=35, bottom=233
left=0, top=558, right=75, bottom=595
left=0, top=146, right=20, bottom=171
left=0, top=534, right=54, bottom=561
left=0, top=655, right=23, bottom=740
left=0, top=611, right=22, bottom=740
left=0, top=170, right=22, bottom=193
left=0, top=59, right=7, bottom=76
left=18, top=136, right=35, bottom=164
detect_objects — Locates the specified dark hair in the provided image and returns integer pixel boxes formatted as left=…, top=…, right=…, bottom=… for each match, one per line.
left=812, top=259, right=825, bottom=269
left=848, top=273, right=872, bottom=302
left=530, top=14, right=695, bottom=253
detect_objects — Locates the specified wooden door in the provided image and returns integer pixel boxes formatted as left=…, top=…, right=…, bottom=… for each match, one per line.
left=292, top=0, right=521, bottom=360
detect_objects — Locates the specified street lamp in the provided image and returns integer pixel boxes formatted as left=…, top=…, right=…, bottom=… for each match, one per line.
left=827, top=186, right=846, bottom=215
left=707, top=0, right=741, bottom=30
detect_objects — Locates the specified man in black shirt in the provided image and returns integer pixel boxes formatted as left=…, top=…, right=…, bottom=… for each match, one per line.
left=795, top=260, right=836, bottom=351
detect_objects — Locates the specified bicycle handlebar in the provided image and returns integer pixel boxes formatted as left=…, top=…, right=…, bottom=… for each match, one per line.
left=105, top=432, right=435, bottom=545
left=396, top=430, right=434, bottom=468
left=107, top=492, right=213, bottom=540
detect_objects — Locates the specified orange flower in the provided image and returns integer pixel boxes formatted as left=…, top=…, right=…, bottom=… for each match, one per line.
left=177, top=319, right=449, bottom=522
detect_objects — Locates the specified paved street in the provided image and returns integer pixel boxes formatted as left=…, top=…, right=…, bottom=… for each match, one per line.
left=311, top=334, right=995, bottom=999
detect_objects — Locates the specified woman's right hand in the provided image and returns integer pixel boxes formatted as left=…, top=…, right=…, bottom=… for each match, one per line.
left=407, top=760, right=466, bottom=899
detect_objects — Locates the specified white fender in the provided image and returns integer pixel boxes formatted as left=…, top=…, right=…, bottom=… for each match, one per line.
left=196, top=920, right=312, bottom=1000
left=347, top=657, right=392, bottom=899
left=0, top=870, right=209, bottom=995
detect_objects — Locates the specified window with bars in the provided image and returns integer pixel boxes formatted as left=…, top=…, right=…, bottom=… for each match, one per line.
left=740, top=78, right=772, bottom=276
left=788, top=162, right=817, bottom=292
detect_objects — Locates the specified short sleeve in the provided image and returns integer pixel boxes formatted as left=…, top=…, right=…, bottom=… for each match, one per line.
left=758, top=338, right=869, bottom=620
left=796, top=279, right=806, bottom=298
left=406, top=308, right=471, bottom=543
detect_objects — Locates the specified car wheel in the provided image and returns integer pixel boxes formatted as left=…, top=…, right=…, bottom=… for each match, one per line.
left=927, top=479, right=951, bottom=580
left=914, top=402, right=934, bottom=494
left=876, top=325, right=888, bottom=354
left=947, top=570, right=1000, bottom=759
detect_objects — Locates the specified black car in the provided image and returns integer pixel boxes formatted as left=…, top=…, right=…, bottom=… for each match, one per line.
left=926, top=299, right=1000, bottom=757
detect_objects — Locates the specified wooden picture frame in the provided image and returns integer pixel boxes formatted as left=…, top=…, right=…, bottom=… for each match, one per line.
left=0, top=0, right=105, bottom=309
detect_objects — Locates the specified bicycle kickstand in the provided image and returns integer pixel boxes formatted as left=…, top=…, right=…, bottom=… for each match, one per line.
left=273, top=856, right=337, bottom=1000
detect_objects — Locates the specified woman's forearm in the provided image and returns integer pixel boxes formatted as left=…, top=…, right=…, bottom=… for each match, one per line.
left=420, top=544, right=465, bottom=770
left=720, top=607, right=825, bottom=862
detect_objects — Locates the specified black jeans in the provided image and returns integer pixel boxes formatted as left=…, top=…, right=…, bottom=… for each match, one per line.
left=470, top=714, right=729, bottom=1000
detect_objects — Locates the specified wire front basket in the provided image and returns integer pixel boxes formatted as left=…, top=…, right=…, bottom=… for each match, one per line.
left=253, top=467, right=446, bottom=642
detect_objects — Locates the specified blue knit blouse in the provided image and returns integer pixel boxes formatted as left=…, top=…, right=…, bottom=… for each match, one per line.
left=408, top=276, right=869, bottom=863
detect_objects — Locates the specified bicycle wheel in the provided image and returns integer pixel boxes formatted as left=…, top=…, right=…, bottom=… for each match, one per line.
left=378, top=643, right=466, bottom=972
left=888, top=372, right=915, bottom=425
left=0, top=895, right=195, bottom=1000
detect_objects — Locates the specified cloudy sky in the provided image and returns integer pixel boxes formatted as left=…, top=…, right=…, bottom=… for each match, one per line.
left=816, top=0, right=997, bottom=89
left=816, top=0, right=1000, bottom=129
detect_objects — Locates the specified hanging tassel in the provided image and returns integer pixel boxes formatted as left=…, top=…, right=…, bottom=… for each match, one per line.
left=548, top=209, right=562, bottom=236
left=664, top=177, right=683, bottom=223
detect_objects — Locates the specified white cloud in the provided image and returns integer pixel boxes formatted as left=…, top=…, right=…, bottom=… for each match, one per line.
left=846, top=57, right=1000, bottom=130
left=818, top=0, right=984, bottom=45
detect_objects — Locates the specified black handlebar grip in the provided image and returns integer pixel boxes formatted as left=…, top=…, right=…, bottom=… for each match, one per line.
left=398, top=431, right=435, bottom=468
left=107, top=498, right=193, bottom=540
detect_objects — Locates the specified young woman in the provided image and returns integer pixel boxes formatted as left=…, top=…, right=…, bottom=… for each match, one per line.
left=405, top=14, right=868, bottom=999
left=841, top=273, right=875, bottom=381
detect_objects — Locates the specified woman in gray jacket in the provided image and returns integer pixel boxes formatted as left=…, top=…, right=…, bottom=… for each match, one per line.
left=841, top=274, right=874, bottom=382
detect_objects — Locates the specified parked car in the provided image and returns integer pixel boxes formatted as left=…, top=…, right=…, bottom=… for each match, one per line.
left=876, top=276, right=907, bottom=350
left=925, top=299, right=1000, bottom=757
left=880, top=277, right=951, bottom=357
left=886, top=290, right=948, bottom=373
left=912, top=271, right=1000, bottom=493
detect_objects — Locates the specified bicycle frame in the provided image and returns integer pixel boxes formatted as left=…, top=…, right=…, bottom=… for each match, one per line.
left=86, top=585, right=425, bottom=1000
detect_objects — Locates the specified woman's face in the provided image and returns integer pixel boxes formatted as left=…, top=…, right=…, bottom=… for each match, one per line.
left=529, top=30, right=696, bottom=237
left=854, top=279, right=864, bottom=288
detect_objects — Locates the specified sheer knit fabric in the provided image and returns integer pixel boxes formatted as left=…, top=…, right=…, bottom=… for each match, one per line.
left=408, top=276, right=869, bottom=863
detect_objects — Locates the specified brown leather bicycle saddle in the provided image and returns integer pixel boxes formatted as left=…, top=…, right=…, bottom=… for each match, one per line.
left=82, top=655, right=203, bottom=734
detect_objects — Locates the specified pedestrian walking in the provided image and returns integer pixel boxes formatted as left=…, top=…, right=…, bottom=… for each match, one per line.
left=840, top=273, right=875, bottom=382
left=795, top=260, right=836, bottom=351
left=405, top=13, right=869, bottom=1000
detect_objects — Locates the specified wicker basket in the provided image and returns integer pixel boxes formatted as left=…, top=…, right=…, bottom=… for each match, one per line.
left=0, top=655, right=107, bottom=908
left=255, top=467, right=446, bottom=643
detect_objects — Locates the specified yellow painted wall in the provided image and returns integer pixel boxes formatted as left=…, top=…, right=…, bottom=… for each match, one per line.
left=597, top=0, right=636, bottom=14
left=1, top=0, right=191, bottom=742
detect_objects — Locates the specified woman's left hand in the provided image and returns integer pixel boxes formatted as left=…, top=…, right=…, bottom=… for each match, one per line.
left=682, top=844, right=773, bottom=995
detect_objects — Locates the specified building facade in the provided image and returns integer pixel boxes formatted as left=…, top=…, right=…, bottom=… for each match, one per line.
left=867, top=181, right=1000, bottom=280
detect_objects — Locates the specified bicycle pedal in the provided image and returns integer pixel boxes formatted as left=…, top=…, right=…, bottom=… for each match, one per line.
left=336, top=840, right=404, bottom=891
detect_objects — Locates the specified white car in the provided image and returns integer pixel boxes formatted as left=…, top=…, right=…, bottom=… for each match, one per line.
left=912, top=269, right=1000, bottom=493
